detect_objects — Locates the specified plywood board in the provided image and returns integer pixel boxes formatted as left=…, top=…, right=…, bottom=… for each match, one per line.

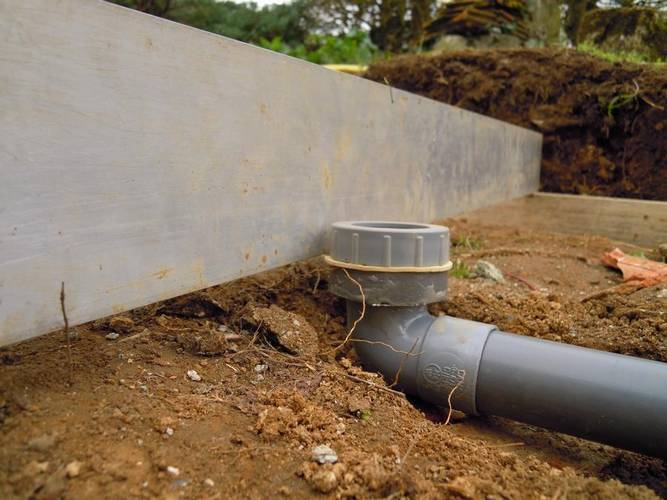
left=0, top=0, right=541, bottom=346
left=463, top=193, right=667, bottom=248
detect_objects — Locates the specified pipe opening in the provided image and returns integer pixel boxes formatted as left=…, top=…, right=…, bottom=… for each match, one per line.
left=350, top=222, right=432, bottom=230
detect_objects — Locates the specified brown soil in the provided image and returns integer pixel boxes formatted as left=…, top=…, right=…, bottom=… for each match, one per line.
left=1, top=221, right=666, bottom=498
left=365, top=48, right=667, bottom=200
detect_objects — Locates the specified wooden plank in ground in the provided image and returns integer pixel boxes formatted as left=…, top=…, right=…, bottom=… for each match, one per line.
left=462, top=192, right=667, bottom=248
left=0, top=0, right=541, bottom=346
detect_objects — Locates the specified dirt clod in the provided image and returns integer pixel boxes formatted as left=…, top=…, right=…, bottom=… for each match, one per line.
left=108, top=316, right=134, bottom=334
left=252, top=305, right=319, bottom=357
left=176, top=326, right=228, bottom=356
left=347, top=396, right=371, bottom=416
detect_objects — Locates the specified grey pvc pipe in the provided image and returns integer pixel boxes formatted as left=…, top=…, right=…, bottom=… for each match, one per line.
left=477, top=331, right=667, bottom=457
left=349, top=302, right=667, bottom=458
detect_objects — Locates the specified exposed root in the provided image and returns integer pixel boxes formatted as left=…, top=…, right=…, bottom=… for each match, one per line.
left=639, top=93, right=665, bottom=111
left=330, top=269, right=423, bottom=357
left=349, top=338, right=424, bottom=356
left=506, top=272, right=538, bottom=291
left=399, top=422, right=427, bottom=470
left=345, top=373, right=405, bottom=398
left=60, top=281, right=73, bottom=380
left=257, top=349, right=316, bottom=372
left=229, top=320, right=263, bottom=358
left=329, top=269, right=366, bottom=353
left=390, top=336, right=420, bottom=388
left=580, top=283, right=642, bottom=303
left=444, top=370, right=465, bottom=426
left=460, top=248, right=587, bottom=262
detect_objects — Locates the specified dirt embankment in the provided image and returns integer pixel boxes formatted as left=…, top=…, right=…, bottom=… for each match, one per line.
left=365, top=48, right=667, bottom=200
left=1, top=222, right=666, bottom=498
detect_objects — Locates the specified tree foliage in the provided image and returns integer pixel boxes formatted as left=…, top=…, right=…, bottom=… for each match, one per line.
left=108, top=0, right=667, bottom=57
left=308, top=0, right=437, bottom=52
left=110, top=0, right=438, bottom=53
left=108, top=0, right=313, bottom=45
left=108, top=0, right=385, bottom=62
left=260, top=31, right=382, bottom=64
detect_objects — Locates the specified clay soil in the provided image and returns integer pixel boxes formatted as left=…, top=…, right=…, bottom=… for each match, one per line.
left=1, top=220, right=666, bottom=499
left=365, top=49, right=667, bottom=201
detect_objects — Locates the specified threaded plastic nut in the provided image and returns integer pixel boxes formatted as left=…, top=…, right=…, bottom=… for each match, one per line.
left=329, top=221, right=450, bottom=270
left=326, top=221, right=451, bottom=306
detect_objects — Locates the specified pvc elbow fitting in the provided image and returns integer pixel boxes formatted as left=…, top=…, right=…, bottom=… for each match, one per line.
left=346, top=303, right=494, bottom=416
left=326, top=221, right=667, bottom=458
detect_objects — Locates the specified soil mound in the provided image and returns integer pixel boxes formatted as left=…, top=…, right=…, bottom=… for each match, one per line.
left=365, top=48, right=667, bottom=200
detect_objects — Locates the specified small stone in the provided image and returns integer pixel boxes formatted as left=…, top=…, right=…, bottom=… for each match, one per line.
left=254, top=364, right=268, bottom=374
left=109, top=316, right=134, bottom=333
left=65, top=460, right=82, bottom=478
left=166, top=466, right=180, bottom=476
left=187, top=370, right=202, bottom=382
left=165, top=427, right=174, bottom=436
left=204, top=478, right=215, bottom=487
left=27, top=434, right=56, bottom=452
left=105, top=332, right=120, bottom=341
left=475, top=260, right=505, bottom=283
left=312, top=444, right=338, bottom=464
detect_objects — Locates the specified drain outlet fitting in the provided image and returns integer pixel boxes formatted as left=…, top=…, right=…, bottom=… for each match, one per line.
left=326, top=221, right=667, bottom=458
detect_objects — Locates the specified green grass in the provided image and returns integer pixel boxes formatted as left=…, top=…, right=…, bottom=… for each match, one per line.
left=577, top=42, right=666, bottom=65
left=452, top=234, right=484, bottom=252
left=451, top=260, right=472, bottom=279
